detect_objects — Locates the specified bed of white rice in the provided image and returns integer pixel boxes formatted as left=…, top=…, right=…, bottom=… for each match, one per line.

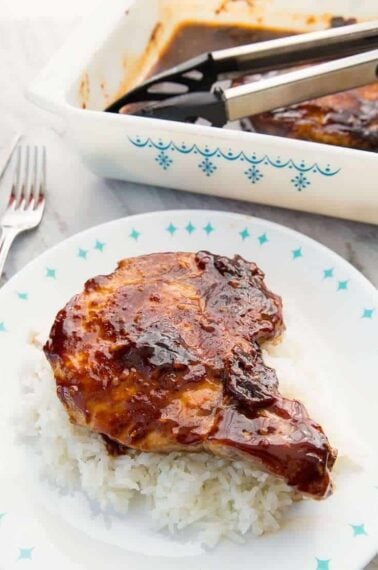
left=16, top=305, right=353, bottom=547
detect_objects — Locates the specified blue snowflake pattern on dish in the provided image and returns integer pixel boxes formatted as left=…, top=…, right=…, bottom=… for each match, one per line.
left=129, top=137, right=340, bottom=191
left=245, top=165, right=263, bottom=183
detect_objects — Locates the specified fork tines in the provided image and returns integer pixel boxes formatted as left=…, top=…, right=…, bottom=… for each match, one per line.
left=0, top=144, right=47, bottom=279
left=10, top=145, right=46, bottom=211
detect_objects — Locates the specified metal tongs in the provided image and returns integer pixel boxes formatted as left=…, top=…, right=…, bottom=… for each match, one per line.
left=105, top=21, right=378, bottom=126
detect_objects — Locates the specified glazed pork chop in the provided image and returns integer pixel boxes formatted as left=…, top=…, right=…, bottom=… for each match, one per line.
left=235, top=72, right=378, bottom=152
left=44, top=251, right=337, bottom=498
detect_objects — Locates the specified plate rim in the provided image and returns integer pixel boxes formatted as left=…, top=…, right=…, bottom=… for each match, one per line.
left=0, top=209, right=377, bottom=301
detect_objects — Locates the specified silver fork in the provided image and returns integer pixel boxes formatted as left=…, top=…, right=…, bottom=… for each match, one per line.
left=0, top=145, right=46, bottom=279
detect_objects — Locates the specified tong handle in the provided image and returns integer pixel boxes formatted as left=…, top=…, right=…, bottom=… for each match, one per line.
left=224, top=49, right=378, bottom=121
left=213, top=20, right=378, bottom=73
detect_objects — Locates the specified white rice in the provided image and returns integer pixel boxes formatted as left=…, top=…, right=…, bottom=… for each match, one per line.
left=16, top=305, right=357, bottom=547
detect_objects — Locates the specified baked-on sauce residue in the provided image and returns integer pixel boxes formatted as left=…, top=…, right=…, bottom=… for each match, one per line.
left=120, top=20, right=378, bottom=151
left=149, top=23, right=291, bottom=76
left=44, top=251, right=337, bottom=498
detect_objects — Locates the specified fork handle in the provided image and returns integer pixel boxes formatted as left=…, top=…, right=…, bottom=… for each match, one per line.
left=0, top=227, right=20, bottom=279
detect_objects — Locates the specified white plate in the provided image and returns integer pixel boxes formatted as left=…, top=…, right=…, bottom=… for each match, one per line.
left=0, top=210, right=377, bottom=570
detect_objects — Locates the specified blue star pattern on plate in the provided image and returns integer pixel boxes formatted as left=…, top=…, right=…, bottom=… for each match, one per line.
left=239, top=228, right=250, bottom=240
left=203, top=222, right=214, bottom=235
left=337, top=280, right=348, bottom=291
left=77, top=248, right=88, bottom=259
left=323, top=268, right=334, bottom=279
left=350, top=523, right=367, bottom=536
left=292, top=248, right=302, bottom=259
left=0, top=322, right=6, bottom=332
left=185, top=222, right=195, bottom=234
left=129, top=228, right=141, bottom=241
left=18, top=547, right=34, bottom=560
left=46, top=267, right=56, bottom=279
left=94, top=240, right=105, bottom=252
left=17, top=292, right=28, bottom=300
left=166, top=223, right=177, bottom=236
left=316, top=559, right=330, bottom=570
left=362, top=308, right=374, bottom=319
left=258, top=233, right=268, bottom=245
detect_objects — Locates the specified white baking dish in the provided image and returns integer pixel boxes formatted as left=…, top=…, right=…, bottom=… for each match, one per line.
left=28, top=0, right=378, bottom=224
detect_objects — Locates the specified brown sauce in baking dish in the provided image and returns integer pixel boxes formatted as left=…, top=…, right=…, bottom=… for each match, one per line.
left=143, top=15, right=357, bottom=77
left=119, top=19, right=377, bottom=152
left=118, top=23, right=293, bottom=115
left=149, top=23, right=292, bottom=75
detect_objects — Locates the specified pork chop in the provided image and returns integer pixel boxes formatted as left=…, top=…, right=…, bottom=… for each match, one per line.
left=235, top=72, right=378, bottom=152
left=44, top=251, right=337, bottom=498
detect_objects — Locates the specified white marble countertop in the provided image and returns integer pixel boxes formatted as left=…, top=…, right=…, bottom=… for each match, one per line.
left=0, top=8, right=377, bottom=569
